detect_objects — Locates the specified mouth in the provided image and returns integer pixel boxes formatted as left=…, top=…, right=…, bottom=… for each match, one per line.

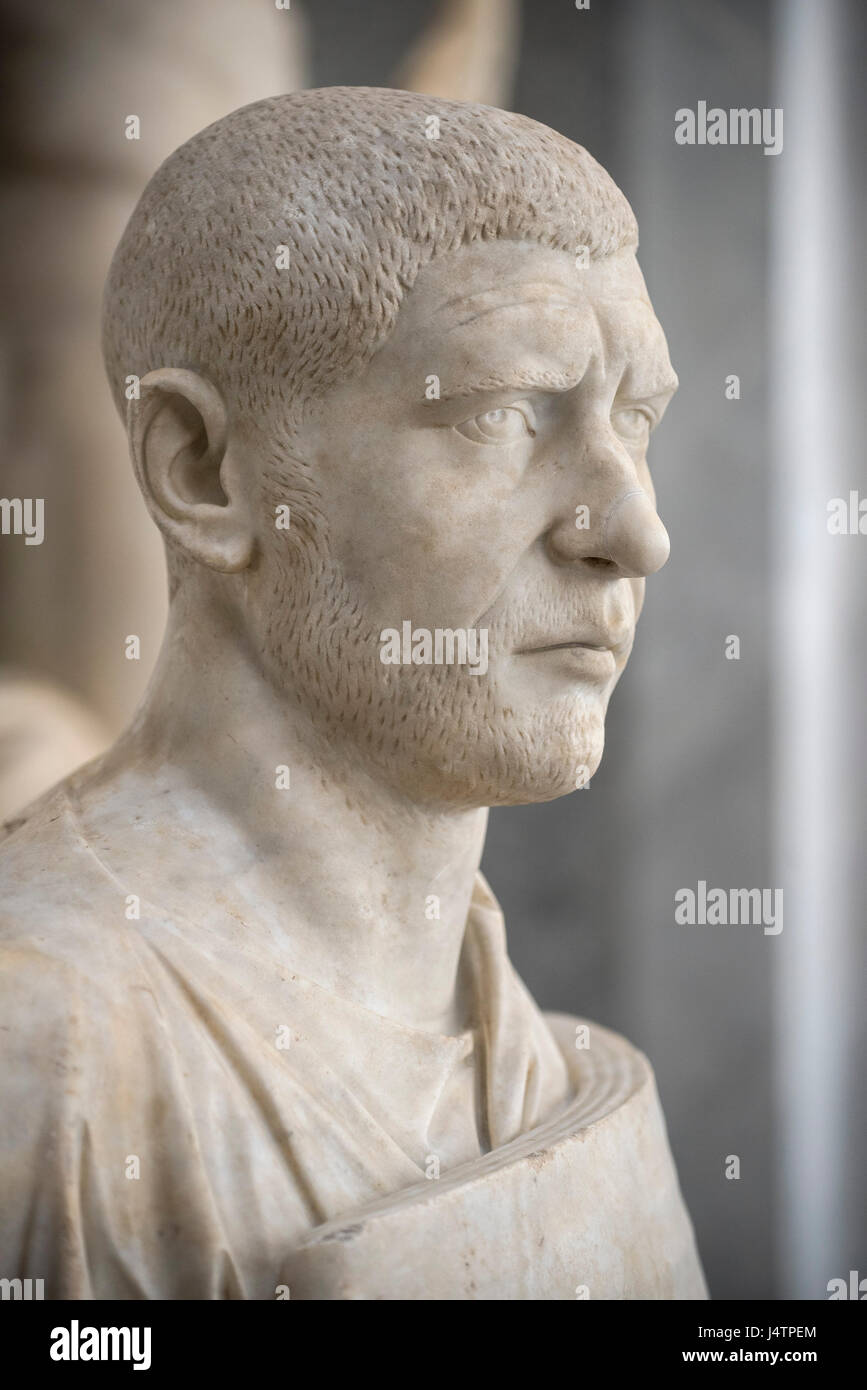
left=512, top=629, right=631, bottom=683
left=514, top=632, right=631, bottom=659
left=520, top=640, right=610, bottom=654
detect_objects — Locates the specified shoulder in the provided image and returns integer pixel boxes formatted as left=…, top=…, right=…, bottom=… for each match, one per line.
left=0, top=779, right=130, bottom=944
left=0, top=783, right=173, bottom=1158
left=0, top=781, right=159, bottom=1059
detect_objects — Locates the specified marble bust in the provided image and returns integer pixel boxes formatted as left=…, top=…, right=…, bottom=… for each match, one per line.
left=0, top=88, right=706, bottom=1300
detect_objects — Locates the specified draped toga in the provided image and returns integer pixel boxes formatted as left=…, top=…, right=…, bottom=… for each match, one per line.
left=0, top=784, right=574, bottom=1298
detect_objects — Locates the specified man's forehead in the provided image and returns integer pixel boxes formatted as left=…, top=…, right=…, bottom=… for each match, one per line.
left=410, top=241, right=652, bottom=322
left=370, top=238, right=673, bottom=390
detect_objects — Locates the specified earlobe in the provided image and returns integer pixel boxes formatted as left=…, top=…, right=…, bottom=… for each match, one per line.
left=128, top=368, right=255, bottom=573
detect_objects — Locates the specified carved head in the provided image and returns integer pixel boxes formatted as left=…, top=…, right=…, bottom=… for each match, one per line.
left=103, top=88, right=676, bottom=808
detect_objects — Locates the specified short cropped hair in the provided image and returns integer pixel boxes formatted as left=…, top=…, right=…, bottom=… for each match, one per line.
left=102, top=87, right=638, bottom=429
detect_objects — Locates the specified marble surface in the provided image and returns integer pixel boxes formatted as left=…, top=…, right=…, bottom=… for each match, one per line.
left=0, top=88, right=702, bottom=1299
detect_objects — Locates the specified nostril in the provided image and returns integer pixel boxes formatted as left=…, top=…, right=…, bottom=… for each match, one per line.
left=584, top=556, right=618, bottom=571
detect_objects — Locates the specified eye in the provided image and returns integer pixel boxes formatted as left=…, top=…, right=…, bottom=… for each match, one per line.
left=455, top=404, right=536, bottom=445
left=612, top=405, right=653, bottom=445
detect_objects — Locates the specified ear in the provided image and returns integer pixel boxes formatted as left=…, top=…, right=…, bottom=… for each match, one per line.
left=128, top=368, right=255, bottom=573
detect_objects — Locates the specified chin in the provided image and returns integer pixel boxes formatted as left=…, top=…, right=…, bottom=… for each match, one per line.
left=492, top=735, right=607, bottom=807
left=397, top=700, right=608, bottom=811
left=501, top=696, right=608, bottom=803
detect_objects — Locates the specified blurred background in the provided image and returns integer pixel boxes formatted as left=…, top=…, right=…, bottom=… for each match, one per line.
left=0, top=0, right=863, bottom=1300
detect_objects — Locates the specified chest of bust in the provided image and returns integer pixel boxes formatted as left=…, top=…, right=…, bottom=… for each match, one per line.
left=280, top=1015, right=708, bottom=1301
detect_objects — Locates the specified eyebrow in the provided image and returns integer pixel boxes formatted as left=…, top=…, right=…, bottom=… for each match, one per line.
left=431, top=366, right=679, bottom=405
left=620, top=372, right=680, bottom=400
left=432, top=367, right=583, bottom=403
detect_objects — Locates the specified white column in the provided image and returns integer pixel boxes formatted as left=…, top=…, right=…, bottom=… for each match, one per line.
left=770, top=0, right=855, bottom=1299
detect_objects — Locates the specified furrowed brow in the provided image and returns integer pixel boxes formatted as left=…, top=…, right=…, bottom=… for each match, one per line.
left=437, top=285, right=584, bottom=328
left=433, top=366, right=583, bottom=403
left=617, top=371, right=680, bottom=402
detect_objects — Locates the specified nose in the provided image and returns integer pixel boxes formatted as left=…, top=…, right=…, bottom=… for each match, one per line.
left=546, top=442, right=670, bottom=578
left=601, top=488, right=670, bottom=577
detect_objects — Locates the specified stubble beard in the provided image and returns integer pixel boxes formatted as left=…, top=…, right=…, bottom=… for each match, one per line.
left=256, top=518, right=609, bottom=810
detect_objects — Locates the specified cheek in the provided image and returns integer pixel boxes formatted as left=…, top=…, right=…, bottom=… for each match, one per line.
left=318, top=431, right=536, bottom=628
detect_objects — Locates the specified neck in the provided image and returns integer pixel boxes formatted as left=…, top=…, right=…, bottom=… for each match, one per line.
left=104, top=589, right=488, bottom=1032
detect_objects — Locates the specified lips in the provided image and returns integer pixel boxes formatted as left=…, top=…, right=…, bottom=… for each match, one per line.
left=515, top=628, right=632, bottom=659
left=513, top=639, right=621, bottom=684
left=523, top=640, right=609, bottom=653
